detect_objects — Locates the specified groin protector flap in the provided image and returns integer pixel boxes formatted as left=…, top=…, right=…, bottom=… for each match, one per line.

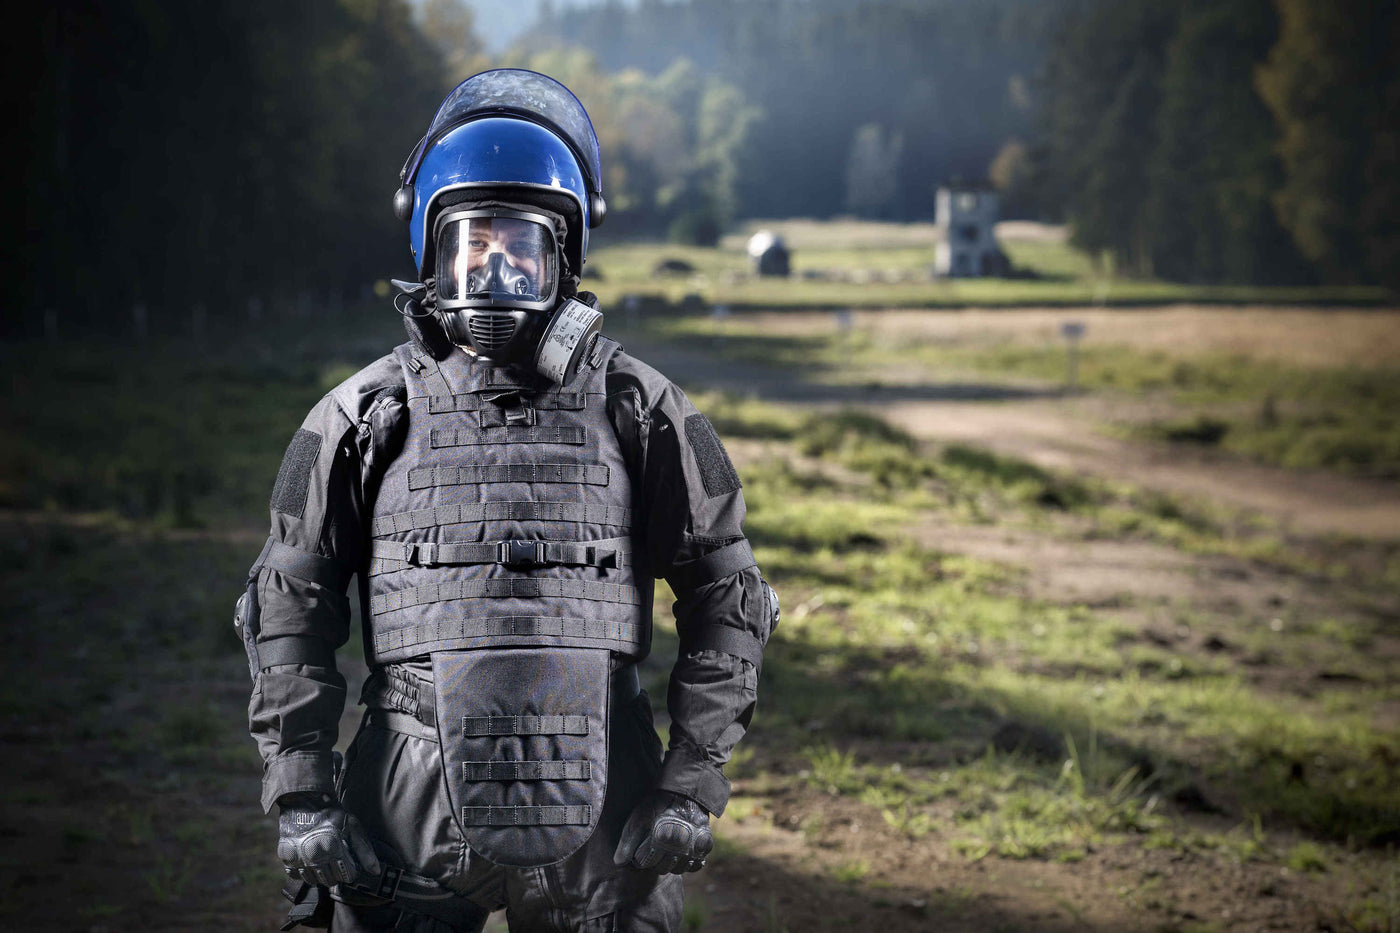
left=433, top=647, right=609, bottom=867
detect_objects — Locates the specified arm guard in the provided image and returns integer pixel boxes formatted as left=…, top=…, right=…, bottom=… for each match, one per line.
left=244, top=354, right=407, bottom=812
left=608, top=356, right=777, bottom=817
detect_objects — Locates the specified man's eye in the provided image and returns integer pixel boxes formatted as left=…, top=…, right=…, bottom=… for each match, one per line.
left=468, top=238, right=489, bottom=250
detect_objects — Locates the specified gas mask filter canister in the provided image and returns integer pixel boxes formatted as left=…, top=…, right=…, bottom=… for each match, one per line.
left=534, top=297, right=602, bottom=385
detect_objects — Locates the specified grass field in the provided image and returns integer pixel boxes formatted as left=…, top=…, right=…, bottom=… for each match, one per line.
left=584, top=219, right=1391, bottom=310
left=1, top=224, right=1397, bottom=930
left=640, top=305, right=1400, bottom=482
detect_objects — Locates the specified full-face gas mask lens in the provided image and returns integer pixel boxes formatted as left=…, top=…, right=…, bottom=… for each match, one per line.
left=435, top=212, right=557, bottom=309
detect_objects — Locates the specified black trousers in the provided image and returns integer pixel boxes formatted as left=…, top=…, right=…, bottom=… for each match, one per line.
left=332, top=686, right=683, bottom=932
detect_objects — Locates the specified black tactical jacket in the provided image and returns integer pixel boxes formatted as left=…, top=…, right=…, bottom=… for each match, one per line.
left=246, top=342, right=770, bottom=820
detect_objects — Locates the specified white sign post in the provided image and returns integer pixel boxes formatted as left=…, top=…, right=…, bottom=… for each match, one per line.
left=1060, top=320, right=1086, bottom=390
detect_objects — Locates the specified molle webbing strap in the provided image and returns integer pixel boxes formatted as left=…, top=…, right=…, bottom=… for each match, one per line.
left=256, top=634, right=336, bottom=670
left=407, top=463, right=610, bottom=490
left=413, top=352, right=453, bottom=398
left=482, top=369, right=541, bottom=390
left=371, top=578, right=641, bottom=615
left=462, top=715, right=589, bottom=736
left=373, top=616, right=648, bottom=658
left=667, top=539, right=757, bottom=594
left=682, top=623, right=765, bottom=668
left=260, top=540, right=353, bottom=592
left=478, top=407, right=536, bottom=429
left=370, top=539, right=626, bottom=570
left=430, top=426, right=586, bottom=447
left=461, top=806, right=591, bottom=827
left=462, top=760, right=590, bottom=781
left=372, top=502, right=632, bottom=537
left=428, top=393, right=589, bottom=413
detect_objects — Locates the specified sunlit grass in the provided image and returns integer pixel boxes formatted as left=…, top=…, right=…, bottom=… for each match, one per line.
left=586, top=219, right=1388, bottom=309
left=703, top=385, right=1399, bottom=857
left=646, top=309, right=1400, bottom=480
left=4, top=267, right=1396, bottom=926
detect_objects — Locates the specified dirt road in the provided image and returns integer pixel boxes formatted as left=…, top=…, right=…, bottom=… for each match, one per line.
left=623, top=332, right=1400, bottom=540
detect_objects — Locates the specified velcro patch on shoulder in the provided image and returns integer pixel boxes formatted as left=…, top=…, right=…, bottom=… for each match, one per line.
left=270, top=428, right=321, bottom=518
left=684, top=413, right=741, bottom=498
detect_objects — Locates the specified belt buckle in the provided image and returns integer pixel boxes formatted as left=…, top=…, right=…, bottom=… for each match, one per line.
left=375, top=865, right=402, bottom=900
left=498, top=540, right=544, bottom=569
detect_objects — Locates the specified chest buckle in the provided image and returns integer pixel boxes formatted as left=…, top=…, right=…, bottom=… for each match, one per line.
left=498, top=540, right=546, bottom=569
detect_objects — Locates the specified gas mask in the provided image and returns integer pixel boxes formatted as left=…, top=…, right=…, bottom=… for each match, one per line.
left=421, top=205, right=601, bottom=384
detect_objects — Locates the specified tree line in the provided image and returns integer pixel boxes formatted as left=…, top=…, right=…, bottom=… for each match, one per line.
left=10, top=0, right=1396, bottom=338
left=12, top=2, right=443, bottom=338
left=543, top=0, right=1397, bottom=288
left=1037, top=0, right=1398, bottom=287
left=537, top=0, right=1052, bottom=228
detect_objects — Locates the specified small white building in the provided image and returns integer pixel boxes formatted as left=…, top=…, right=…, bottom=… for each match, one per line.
left=934, top=187, right=1007, bottom=277
left=746, top=230, right=790, bottom=277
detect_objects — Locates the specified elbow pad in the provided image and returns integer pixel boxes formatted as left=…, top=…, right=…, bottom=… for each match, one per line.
left=762, top=580, right=780, bottom=636
left=235, top=538, right=346, bottom=681
left=234, top=574, right=263, bottom=683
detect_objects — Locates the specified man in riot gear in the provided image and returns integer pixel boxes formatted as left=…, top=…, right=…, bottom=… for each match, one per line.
left=238, top=69, right=777, bottom=931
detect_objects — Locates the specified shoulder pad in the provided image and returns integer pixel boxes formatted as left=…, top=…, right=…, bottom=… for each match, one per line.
left=327, top=353, right=408, bottom=423
left=606, top=348, right=676, bottom=408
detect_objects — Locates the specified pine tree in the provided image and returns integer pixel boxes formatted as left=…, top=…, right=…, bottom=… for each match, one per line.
left=1255, top=0, right=1400, bottom=286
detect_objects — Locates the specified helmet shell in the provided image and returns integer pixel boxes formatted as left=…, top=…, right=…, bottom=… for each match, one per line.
left=410, top=118, right=590, bottom=278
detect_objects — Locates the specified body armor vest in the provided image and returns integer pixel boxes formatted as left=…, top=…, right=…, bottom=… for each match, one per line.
left=368, top=337, right=651, bottom=867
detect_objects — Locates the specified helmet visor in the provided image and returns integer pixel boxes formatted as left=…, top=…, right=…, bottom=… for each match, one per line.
left=435, top=210, right=558, bottom=310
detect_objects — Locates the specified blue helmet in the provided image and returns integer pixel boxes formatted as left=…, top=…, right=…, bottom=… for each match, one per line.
left=395, top=69, right=606, bottom=281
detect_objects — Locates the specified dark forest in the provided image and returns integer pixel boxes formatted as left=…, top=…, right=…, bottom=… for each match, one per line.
left=11, top=0, right=1397, bottom=337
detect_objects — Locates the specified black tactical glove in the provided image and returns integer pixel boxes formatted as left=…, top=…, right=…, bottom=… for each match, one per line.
left=613, top=790, right=713, bottom=874
left=277, top=794, right=381, bottom=887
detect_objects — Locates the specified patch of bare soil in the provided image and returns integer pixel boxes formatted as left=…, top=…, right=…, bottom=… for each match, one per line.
left=691, top=782, right=1358, bottom=933
left=918, top=518, right=1400, bottom=714
left=919, top=522, right=1274, bottom=612
left=744, top=306, right=1400, bottom=371
left=880, top=397, right=1400, bottom=540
